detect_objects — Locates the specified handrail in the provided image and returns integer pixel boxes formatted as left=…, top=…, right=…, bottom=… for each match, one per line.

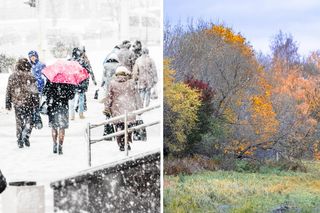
left=86, top=104, right=161, bottom=167
left=90, top=120, right=161, bottom=144
left=90, top=104, right=160, bottom=129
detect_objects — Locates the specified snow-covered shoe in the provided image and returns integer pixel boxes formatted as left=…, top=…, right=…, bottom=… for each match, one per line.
left=58, top=145, right=63, bottom=155
left=79, top=113, right=85, bottom=119
left=53, top=143, right=58, bottom=154
left=24, top=139, right=30, bottom=147
left=17, top=140, right=24, bottom=148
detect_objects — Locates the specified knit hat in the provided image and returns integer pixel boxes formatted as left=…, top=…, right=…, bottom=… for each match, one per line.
left=72, top=47, right=82, bottom=59
left=28, top=50, right=39, bottom=59
left=121, top=40, right=131, bottom=49
left=115, top=66, right=131, bottom=76
left=16, top=58, right=32, bottom=72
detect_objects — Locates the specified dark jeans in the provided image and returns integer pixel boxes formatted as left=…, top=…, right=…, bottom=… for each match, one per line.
left=14, top=107, right=33, bottom=143
left=115, top=122, right=134, bottom=148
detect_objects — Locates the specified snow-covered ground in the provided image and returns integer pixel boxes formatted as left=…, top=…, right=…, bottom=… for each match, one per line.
left=0, top=46, right=162, bottom=212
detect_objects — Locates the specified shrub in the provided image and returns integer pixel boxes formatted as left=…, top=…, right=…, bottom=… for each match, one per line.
left=234, top=159, right=260, bottom=173
left=265, top=160, right=307, bottom=173
left=164, top=155, right=218, bottom=176
left=164, top=59, right=201, bottom=154
left=0, top=54, right=16, bottom=73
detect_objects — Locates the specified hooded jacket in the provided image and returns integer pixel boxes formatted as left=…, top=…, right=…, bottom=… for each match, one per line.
left=132, top=53, right=158, bottom=90
left=6, top=58, right=39, bottom=110
left=117, top=47, right=135, bottom=72
left=28, top=50, right=46, bottom=93
left=104, top=74, right=142, bottom=123
left=102, top=53, right=119, bottom=89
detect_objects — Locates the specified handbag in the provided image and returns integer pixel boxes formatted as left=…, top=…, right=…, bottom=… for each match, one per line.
left=94, top=89, right=99, bottom=100
left=133, top=119, right=147, bottom=141
left=32, top=110, right=43, bottom=130
left=151, top=85, right=158, bottom=100
left=103, top=114, right=114, bottom=141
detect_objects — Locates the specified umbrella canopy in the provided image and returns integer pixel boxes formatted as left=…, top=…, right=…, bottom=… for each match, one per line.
left=42, top=60, right=89, bottom=85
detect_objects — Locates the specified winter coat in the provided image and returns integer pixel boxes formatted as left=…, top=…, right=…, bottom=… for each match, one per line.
left=101, top=53, right=119, bottom=90
left=5, top=65, right=39, bottom=111
left=117, top=47, right=135, bottom=72
left=133, top=48, right=142, bottom=63
left=42, top=81, right=76, bottom=114
left=132, top=55, right=158, bottom=90
left=0, top=169, right=6, bottom=194
left=104, top=75, right=142, bottom=123
left=103, top=47, right=120, bottom=65
left=28, top=51, right=46, bottom=93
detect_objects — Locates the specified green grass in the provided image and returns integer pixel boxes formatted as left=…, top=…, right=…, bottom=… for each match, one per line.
left=164, top=161, right=320, bottom=213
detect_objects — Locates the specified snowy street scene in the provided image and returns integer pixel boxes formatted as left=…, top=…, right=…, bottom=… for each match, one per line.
left=0, top=0, right=162, bottom=212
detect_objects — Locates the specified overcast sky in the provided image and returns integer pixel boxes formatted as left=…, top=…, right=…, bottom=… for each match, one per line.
left=164, top=0, right=320, bottom=56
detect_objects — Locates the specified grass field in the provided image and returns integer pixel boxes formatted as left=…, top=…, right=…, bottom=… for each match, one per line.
left=164, top=161, right=320, bottom=213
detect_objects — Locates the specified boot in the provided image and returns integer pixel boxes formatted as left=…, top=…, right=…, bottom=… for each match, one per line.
left=118, top=140, right=125, bottom=151
left=58, top=144, right=63, bottom=155
left=127, top=144, right=131, bottom=151
left=24, top=138, right=30, bottom=147
left=17, top=140, right=24, bottom=148
left=79, top=112, right=85, bottom=119
left=70, top=115, right=75, bottom=120
left=53, top=143, right=58, bottom=154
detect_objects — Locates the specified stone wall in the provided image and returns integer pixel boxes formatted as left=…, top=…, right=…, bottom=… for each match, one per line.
left=50, top=150, right=160, bottom=213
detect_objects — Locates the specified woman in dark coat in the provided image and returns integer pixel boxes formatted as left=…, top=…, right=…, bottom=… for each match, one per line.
left=42, top=82, right=75, bottom=154
left=103, top=66, right=142, bottom=151
left=5, top=58, right=39, bottom=148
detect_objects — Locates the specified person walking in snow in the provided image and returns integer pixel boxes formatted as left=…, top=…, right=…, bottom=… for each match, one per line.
left=101, top=52, right=119, bottom=97
left=28, top=50, right=46, bottom=94
left=133, top=48, right=158, bottom=107
left=69, top=47, right=97, bottom=120
left=132, top=40, right=143, bottom=63
left=5, top=58, right=39, bottom=148
left=100, top=48, right=120, bottom=138
left=103, top=66, right=142, bottom=151
left=117, top=40, right=136, bottom=73
left=42, top=81, right=75, bottom=154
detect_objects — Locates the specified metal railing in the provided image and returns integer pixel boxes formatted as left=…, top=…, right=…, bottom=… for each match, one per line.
left=85, top=104, right=161, bottom=167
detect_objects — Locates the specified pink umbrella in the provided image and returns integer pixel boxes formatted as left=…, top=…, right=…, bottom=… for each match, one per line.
left=42, top=60, right=89, bottom=85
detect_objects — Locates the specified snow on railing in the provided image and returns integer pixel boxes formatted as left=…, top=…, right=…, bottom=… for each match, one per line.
left=85, top=104, right=161, bottom=167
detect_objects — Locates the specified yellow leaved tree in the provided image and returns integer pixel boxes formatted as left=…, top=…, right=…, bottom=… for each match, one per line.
left=164, top=59, right=201, bottom=153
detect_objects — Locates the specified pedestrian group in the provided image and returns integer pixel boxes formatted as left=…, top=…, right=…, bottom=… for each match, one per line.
left=5, top=40, right=158, bottom=154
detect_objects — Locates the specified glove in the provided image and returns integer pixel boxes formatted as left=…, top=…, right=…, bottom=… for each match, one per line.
left=103, top=108, right=111, bottom=117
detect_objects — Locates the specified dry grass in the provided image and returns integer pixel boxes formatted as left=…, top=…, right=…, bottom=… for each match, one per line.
left=164, top=161, right=320, bottom=212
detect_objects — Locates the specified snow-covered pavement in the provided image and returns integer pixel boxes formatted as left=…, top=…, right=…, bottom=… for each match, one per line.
left=0, top=47, right=162, bottom=212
